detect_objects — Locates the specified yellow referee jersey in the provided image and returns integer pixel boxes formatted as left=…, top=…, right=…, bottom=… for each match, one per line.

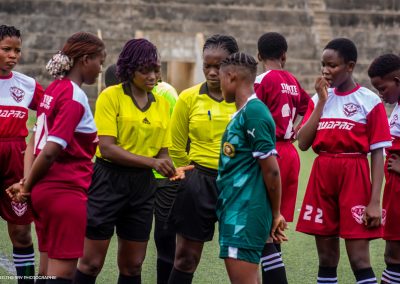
left=94, top=83, right=171, bottom=159
left=170, top=82, right=236, bottom=170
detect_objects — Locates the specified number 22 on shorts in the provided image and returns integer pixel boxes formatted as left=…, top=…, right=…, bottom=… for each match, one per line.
left=303, top=205, right=323, bottom=224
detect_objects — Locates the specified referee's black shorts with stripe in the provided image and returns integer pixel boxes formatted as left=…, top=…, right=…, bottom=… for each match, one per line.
left=169, top=162, right=218, bottom=242
left=86, top=158, right=156, bottom=241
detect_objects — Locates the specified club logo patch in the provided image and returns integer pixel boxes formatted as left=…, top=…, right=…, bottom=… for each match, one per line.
left=10, top=87, right=25, bottom=103
left=343, top=103, right=361, bottom=117
left=223, top=142, right=235, bottom=157
left=351, top=205, right=366, bottom=224
left=390, top=114, right=398, bottom=128
left=11, top=201, right=27, bottom=217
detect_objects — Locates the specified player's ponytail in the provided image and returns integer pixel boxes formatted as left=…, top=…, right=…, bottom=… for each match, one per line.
left=46, top=51, right=74, bottom=79
left=46, top=32, right=104, bottom=78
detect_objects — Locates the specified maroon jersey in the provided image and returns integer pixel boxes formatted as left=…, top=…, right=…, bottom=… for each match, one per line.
left=387, top=103, right=400, bottom=154
left=0, top=71, right=44, bottom=138
left=302, top=85, right=392, bottom=154
left=254, top=70, right=310, bottom=140
left=34, top=78, right=97, bottom=189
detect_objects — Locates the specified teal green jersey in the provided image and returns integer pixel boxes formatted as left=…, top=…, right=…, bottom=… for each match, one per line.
left=216, top=95, right=277, bottom=250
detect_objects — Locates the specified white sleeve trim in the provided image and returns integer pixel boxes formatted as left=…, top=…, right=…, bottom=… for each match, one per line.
left=370, top=141, right=392, bottom=151
left=253, top=149, right=278, bottom=159
left=47, top=136, right=67, bottom=149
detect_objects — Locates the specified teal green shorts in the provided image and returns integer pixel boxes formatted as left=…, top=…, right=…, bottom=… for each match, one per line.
left=219, top=245, right=261, bottom=264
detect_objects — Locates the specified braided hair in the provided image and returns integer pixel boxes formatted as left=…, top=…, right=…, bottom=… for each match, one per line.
left=368, top=54, right=400, bottom=78
left=203, top=34, right=239, bottom=55
left=257, top=32, right=288, bottom=60
left=116, top=38, right=159, bottom=83
left=46, top=32, right=105, bottom=78
left=0, top=25, right=21, bottom=41
left=220, top=52, right=258, bottom=78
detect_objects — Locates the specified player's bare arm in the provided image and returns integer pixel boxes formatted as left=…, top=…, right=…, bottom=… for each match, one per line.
left=259, top=156, right=288, bottom=243
left=7, top=135, right=38, bottom=203
left=363, top=147, right=384, bottom=229
left=98, top=135, right=162, bottom=171
left=8, top=141, right=63, bottom=202
left=23, top=141, right=63, bottom=192
left=23, top=134, right=35, bottom=177
left=297, top=76, right=329, bottom=151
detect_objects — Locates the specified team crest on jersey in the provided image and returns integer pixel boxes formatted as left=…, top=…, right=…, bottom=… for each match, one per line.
left=390, top=114, right=398, bottom=128
left=9, top=86, right=25, bottom=103
left=343, top=103, right=361, bottom=117
left=351, top=205, right=365, bottom=224
left=11, top=201, right=27, bottom=217
left=223, top=142, right=235, bottom=157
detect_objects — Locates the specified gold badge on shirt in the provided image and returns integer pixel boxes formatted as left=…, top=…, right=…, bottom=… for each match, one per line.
left=223, top=142, right=235, bottom=158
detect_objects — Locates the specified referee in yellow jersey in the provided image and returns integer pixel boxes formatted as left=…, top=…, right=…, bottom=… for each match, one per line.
left=168, top=34, right=239, bottom=284
left=102, top=63, right=182, bottom=284
left=75, top=39, right=175, bottom=284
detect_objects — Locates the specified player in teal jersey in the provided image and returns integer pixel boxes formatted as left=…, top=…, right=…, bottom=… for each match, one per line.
left=217, top=52, right=287, bottom=283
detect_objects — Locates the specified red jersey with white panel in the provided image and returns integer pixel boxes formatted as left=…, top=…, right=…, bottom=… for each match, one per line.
left=33, top=78, right=98, bottom=190
left=382, top=102, right=400, bottom=240
left=302, top=84, right=391, bottom=154
left=387, top=103, right=400, bottom=154
left=254, top=70, right=310, bottom=140
left=0, top=71, right=44, bottom=138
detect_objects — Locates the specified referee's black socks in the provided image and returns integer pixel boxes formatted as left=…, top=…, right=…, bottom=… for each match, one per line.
left=354, top=267, right=377, bottom=284
left=261, top=243, right=288, bottom=284
left=168, top=268, right=193, bottom=284
left=118, top=273, right=141, bottom=284
left=74, top=269, right=96, bottom=284
left=157, top=259, right=174, bottom=284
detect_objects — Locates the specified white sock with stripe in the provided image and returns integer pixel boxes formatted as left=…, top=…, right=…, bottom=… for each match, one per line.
left=382, top=264, right=400, bottom=284
left=354, top=267, right=377, bottom=284
left=261, top=243, right=287, bottom=284
left=13, top=245, right=35, bottom=284
left=317, top=266, right=338, bottom=284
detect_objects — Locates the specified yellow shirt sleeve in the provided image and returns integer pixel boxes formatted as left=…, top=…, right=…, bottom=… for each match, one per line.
left=170, top=92, right=191, bottom=167
left=95, top=87, right=119, bottom=137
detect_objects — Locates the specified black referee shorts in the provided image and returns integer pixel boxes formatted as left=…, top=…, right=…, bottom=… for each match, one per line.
left=169, top=162, right=218, bottom=242
left=154, top=178, right=179, bottom=223
left=86, top=158, right=156, bottom=241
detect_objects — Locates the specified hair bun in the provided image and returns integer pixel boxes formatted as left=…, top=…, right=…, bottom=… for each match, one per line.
left=46, top=51, right=74, bottom=79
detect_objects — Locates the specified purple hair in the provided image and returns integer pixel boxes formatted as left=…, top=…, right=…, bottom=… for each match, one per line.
left=116, top=38, right=159, bottom=82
